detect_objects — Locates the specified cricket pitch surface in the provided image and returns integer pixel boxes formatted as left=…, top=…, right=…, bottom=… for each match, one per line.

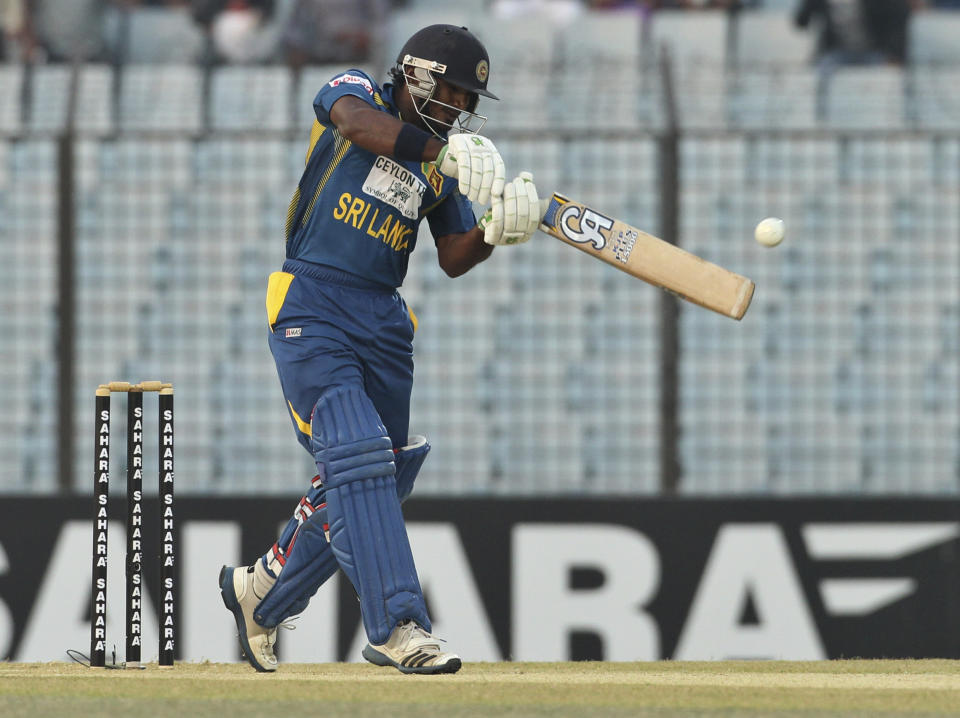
left=3, top=659, right=960, bottom=717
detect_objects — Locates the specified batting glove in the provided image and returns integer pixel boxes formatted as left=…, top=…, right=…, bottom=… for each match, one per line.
left=434, top=133, right=506, bottom=206
left=478, top=171, right=541, bottom=246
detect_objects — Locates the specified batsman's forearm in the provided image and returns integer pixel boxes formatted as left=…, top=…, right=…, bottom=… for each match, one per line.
left=331, top=96, right=444, bottom=161
left=436, top=227, right=494, bottom=277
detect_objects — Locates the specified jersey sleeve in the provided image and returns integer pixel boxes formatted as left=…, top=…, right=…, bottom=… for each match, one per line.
left=313, top=69, right=381, bottom=125
left=426, top=192, right=477, bottom=239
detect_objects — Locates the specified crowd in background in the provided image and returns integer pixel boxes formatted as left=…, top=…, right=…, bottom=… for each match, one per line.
left=0, top=0, right=395, bottom=66
left=0, top=0, right=957, bottom=69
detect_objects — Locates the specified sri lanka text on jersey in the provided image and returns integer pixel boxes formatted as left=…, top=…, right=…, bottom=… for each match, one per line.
left=332, top=192, right=415, bottom=252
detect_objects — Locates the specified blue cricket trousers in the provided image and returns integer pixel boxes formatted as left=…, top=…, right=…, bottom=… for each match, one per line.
left=265, top=259, right=416, bottom=453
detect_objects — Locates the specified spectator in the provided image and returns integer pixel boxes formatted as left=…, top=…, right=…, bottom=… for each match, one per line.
left=20, top=0, right=114, bottom=63
left=795, top=0, right=913, bottom=67
left=0, top=0, right=27, bottom=60
left=280, top=0, right=390, bottom=71
left=192, top=0, right=276, bottom=64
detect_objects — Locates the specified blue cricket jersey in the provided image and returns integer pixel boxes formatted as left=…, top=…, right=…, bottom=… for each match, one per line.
left=283, top=69, right=477, bottom=289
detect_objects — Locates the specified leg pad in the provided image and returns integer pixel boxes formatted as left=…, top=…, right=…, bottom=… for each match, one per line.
left=314, top=386, right=429, bottom=644
left=254, top=512, right=339, bottom=628
left=395, top=435, right=430, bottom=503
left=253, top=435, right=429, bottom=628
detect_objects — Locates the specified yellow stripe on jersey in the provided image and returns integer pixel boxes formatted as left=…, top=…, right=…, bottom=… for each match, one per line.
left=305, top=121, right=326, bottom=165
left=284, top=187, right=301, bottom=242
left=265, top=271, right=295, bottom=330
left=284, top=121, right=325, bottom=241
left=287, top=400, right=311, bottom=436
left=408, top=306, right=418, bottom=333
left=302, top=129, right=352, bottom=229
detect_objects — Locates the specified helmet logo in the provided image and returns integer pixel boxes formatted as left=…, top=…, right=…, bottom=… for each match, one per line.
left=475, top=60, right=489, bottom=85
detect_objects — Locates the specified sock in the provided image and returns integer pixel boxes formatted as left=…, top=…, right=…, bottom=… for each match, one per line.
left=253, top=559, right=277, bottom=600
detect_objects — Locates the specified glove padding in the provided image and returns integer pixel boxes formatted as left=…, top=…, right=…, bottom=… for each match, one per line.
left=435, top=133, right=505, bottom=206
left=479, top=171, right=541, bottom=246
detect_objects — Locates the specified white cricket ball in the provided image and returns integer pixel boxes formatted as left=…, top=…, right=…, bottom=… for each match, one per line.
left=754, top=217, right=785, bottom=247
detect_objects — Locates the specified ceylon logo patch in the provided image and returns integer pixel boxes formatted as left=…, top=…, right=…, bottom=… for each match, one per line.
left=363, top=156, right=426, bottom=220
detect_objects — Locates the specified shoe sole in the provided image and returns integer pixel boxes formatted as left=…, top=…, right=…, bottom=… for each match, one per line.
left=361, top=643, right=462, bottom=675
left=218, top=565, right=276, bottom=673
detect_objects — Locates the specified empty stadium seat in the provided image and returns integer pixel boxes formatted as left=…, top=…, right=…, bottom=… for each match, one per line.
left=209, top=66, right=292, bottom=131
left=28, top=65, right=114, bottom=133
left=646, top=9, right=728, bottom=71
left=0, top=66, right=22, bottom=133
left=909, top=69, right=960, bottom=130
left=474, top=17, right=556, bottom=131
left=822, top=67, right=906, bottom=129
left=119, top=65, right=203, bottom=131
left=909, top=10, right=960, bottom=66
left=559, top=9, right=643, bottom=67
left=558, top=9, right=647, bottom=127
left=729, top=68, right=818, bottom=129
left=109, top=6, right=206, bottom=63
left=732, top=10, right=815, bottom=68
left=674, top=64, right=729, bottom=129
left=27, top=66, right=70, bottom=132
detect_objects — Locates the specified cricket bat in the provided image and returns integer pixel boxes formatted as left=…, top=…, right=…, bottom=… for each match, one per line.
left=539, top=193, right=755, bottom=320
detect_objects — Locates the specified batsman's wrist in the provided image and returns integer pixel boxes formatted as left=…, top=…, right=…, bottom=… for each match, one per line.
left=393, top=123, right=432, bottom=162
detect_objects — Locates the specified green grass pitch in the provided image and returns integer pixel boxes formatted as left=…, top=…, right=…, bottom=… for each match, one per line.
left=3, top=660, right=960, bottom=717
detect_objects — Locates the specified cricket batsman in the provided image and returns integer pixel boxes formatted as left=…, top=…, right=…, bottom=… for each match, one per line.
left=219, top=24, right=541, bottom=674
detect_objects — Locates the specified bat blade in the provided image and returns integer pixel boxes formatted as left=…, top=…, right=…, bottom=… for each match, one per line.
left=539, top=193, right=754, bottom=320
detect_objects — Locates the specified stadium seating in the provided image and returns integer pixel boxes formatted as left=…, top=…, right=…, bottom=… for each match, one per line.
left=209, top=66, right=292, bottom=131
left=474, top=17, right=556, bottom=131
left=553, top=11, right=658, bottom=131
left=0, top=139, right=59, bottom=490
left=908, top=69, right=960, bottom=129
left=119, top=65, right=203, bottom=131
left=731, top=10, right=814, bottom=69
left=108, top=6, right=205, bottom=64
left=673, top=63, right=729, bottom=130
left=821, top=67, right=906, bottom=129
left=908, top=9, right=960, bottom=66
left=27, top=65, right=114, bottom=133
left=2, top=6, right=960, bottom=496
left=727, top=68, right=819, bottom=129
left=0, top=66, right=22, bottom=133
left=645, top=9, right=728, bottom=71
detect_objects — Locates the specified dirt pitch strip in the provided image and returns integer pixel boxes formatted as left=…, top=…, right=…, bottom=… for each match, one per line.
left=2, top=659, right=960, bottom=717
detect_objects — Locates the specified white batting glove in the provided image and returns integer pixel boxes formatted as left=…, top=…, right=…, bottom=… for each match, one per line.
left=478, top=171, right=540, bottom=246
left=434, top=133, right=506, bottom=205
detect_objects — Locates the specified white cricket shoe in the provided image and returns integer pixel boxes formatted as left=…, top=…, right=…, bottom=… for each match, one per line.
left=362, top=620, right=462, bottom=675
left=219, top=565, right=278, bottom=672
